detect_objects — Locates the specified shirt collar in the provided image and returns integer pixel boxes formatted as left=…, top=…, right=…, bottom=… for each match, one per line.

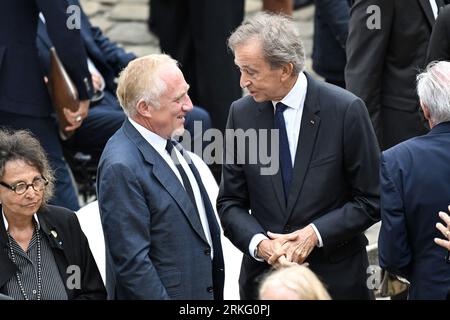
left=2, top=208, right=40, bottom=231
left=272, top=71, right=308, bottom=110
left=128, top=117, right=168, bottom=153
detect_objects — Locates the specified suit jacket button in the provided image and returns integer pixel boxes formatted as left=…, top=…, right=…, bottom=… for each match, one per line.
left=204, top=249, right=211, bottom=256
left=207, top=286, right=214, bottom=293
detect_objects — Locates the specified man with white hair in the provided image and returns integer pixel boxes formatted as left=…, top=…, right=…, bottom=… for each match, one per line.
left=379, top=61, right=450, bottom=299
left=97, top=54, right=224, bottom=299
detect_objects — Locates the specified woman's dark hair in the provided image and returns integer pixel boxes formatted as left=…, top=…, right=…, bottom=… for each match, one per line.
left=0, top=129, right=54, bottom=206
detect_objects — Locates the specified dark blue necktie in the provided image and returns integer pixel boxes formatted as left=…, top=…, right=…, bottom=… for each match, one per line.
left=166, top=140, right=225, bottom=300
left=274, top=102, right=293, bottom=203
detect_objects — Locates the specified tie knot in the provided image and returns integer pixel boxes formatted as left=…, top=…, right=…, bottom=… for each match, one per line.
left=165, top=139, right=174, bottom=153
left=276, top=102, right=288, bottom=113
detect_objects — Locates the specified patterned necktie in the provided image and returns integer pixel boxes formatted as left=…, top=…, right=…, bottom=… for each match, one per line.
left=274, top=102, right=293, bottom=203
left=165, top=140, right=225, bottom=300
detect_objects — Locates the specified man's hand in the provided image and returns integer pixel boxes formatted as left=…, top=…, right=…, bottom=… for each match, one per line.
left=91, top=73, right=103, bottom=92
left=435, top=205, right=450, bottom=251
left=268, top=224, right=318, bottom=264
left=256, top=233, right=298, bottom=264
left=64, top=99, right=90, bottom=131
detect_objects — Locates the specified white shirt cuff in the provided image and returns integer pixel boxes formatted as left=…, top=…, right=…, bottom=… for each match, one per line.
left=249, top=233, right=268, bottom=261
left=311, top=223, right=323, bottom=247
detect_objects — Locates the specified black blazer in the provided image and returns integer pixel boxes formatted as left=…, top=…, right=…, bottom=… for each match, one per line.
left=217, top=74, right=380, bottom=299
left=0, top=205, right=106, bottom=300
left=427, top=4, right=450, bottom=62
left=346, top=0, right=444, bottom=142
left=0, top=0, right=92, bottom=117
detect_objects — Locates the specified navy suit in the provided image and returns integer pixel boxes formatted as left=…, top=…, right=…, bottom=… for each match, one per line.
left=379, top=122, right=450, bottom=299
left=0, top=0, right=92, bottom=210
left=98, top=119, right=223, bottom=299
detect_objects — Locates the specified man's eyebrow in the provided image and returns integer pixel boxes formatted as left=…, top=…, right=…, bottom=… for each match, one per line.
left=236, top=63, right=257, bottom=72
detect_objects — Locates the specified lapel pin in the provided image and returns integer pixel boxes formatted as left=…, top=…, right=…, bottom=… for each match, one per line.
left=310, top=120, right=315, bottom=125
left=50, top=230, right=58, bottom=238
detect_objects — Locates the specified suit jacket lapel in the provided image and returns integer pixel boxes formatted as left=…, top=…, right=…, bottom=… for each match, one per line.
left=122, top=120, right=208, bottom=245
left=256, top=101, right=287, bottom=212
left=418, top=0, right=437, bottom=27
left=286, top=74, right=321, bottom=218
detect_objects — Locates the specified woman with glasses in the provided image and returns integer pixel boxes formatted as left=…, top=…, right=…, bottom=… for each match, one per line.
left=0, top=129, right=106, bottom=300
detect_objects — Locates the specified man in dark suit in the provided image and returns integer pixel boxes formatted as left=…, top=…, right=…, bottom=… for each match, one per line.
left=427, top=5, right=450, bottom=62
left=97, top=54, right=224, bottom=299
left=36, top=0, right=212, bottom=164
left=217, top=13, right=380, bottom=300
left=0, top=0, right=93, bottom=210
left=346, top=0, right=445, bottom=150
left=379, top=61, right=450, bottom=299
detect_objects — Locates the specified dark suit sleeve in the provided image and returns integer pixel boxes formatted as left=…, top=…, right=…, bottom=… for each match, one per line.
left=313, top=98, right=380, bottom=248
left=378, top=152, right=411, bottom=278
left=217, top=103, right=266, bottom=256
left=427, top=5, right=450, bottom=63
left=98, top=162, right=170, bottom=299
left=345, top=0, right=394, bottom=142
left=36, top=0, right=92, bottom=99
left=315, top=0, right=350, bottom=48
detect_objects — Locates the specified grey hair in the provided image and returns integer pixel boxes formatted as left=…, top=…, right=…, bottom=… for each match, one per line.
left=0, top=129, right=55, bottom=207
left=116, top=54, right=178, bottom=117
left=228, top=12, right=305, bottom=75
left=417, top=61, right=450, bottom=126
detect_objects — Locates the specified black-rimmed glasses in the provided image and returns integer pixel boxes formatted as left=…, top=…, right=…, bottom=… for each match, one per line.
left=0, top=177, right=48, bottom=195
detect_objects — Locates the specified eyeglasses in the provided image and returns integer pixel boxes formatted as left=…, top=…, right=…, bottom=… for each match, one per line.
left=0, top=177, right=48, bottom=195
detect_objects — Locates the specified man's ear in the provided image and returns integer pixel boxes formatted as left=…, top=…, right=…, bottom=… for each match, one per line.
left=281, top=63, right=294, bottom=81
left=420, top=101, right=431, bottom=121
left=136, top=99, right=152, bottom=117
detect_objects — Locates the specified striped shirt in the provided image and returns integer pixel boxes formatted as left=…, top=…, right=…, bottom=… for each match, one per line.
left=4, top=223, right=68, bottom=300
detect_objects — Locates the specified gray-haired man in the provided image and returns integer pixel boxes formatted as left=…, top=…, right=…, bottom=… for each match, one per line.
left=217, top=12, right=380, bottom=299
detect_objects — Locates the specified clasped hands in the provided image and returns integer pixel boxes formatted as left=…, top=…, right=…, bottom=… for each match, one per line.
left=256, top=224, right=318, bottom=269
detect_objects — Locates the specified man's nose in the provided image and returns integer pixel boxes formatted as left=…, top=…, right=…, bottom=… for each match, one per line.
left=240, top=74, right=250, bottom=89
left=183, top=95, right=193, bottom=112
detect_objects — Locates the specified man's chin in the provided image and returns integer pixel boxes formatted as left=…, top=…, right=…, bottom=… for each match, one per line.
left=250, top=94, right=264, bottom=103
left=171, top=127, right=185, bottom=139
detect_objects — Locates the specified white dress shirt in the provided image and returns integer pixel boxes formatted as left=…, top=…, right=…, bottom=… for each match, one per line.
left=2, top=209, right=40, bottom=231
left=128, top=118, right=214, bottom=257
left=249, top=72, right=323, bottom=261
left=430, top=0, right=438, bottom=19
